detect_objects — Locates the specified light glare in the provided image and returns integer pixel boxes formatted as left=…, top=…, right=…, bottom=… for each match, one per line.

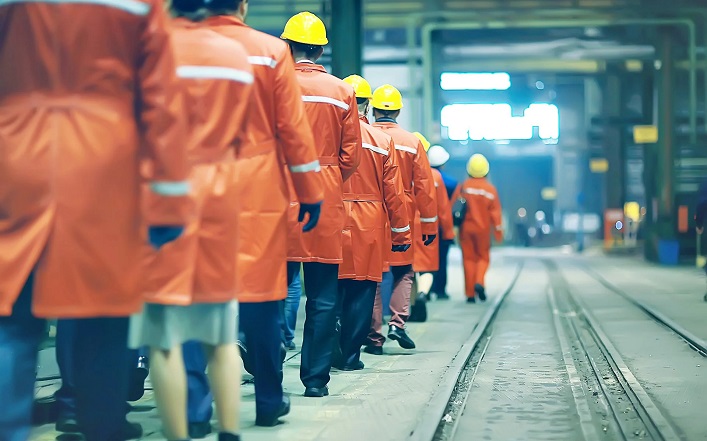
left=441, top=103, right=560, bottom=141
left=440, top=72, right=511, bottom=90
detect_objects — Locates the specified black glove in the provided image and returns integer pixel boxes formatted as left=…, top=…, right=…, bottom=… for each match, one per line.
left=391, top=244, right=411, bottom=252
left=423, top=234, right=437, bottom=246
left=298, top=201, right=322, bottom=232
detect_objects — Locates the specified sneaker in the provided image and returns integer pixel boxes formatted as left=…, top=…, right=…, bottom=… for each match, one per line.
left=284, top=340, right=296, bottom=350
left=363, top=345, right=383, bottom=355
left=387, top=325, right=415, bottom=349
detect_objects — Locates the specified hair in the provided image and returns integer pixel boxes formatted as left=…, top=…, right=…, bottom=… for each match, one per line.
left=287, top=41, right=323, bottom=59
left=172, top=0, right=241, bottom=19
left=372, top=109, right=398, bottom=118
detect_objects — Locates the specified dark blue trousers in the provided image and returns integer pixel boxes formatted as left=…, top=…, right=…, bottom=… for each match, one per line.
left=431, top=239, right=453, bottom=295
left=182, top=341, right=213, bottom=423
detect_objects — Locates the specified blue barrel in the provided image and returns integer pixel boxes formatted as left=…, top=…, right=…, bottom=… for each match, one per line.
left=657, top=240, right=680, bottom=265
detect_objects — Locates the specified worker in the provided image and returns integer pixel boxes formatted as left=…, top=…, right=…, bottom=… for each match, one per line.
left=409, top=135, right=455, bottom=323
left=365, top=84, right=438, bottom=354
left=127, top=2, right=254, bottom=441
left=280, top=11, right=361, bottom=397
left=694, top=177, right=707, bottom=301
left=452, top=154, right=503, bottom=303
left=192, top=0, right=324, bottom=428
left=428, top=144, right=457, bottom=300
left=0, top=2, right=189, bottom=441
left=336, top=74, right=411, bottom=370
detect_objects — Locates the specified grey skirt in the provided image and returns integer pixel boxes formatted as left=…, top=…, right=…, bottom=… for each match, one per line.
left=128, top=301, right=238, bottom=350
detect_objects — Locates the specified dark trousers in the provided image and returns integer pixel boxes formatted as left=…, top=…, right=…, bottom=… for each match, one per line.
left=337, top=279, right=377, bottom=366
left=0, top=275, right=131, bottom=441
left=431, top=239, right=453, bottom=295
left=182, top=341, right=213, bottom=423
left=240, top=301, right=283, bottom=417
left=288, top=261, right=339, bottom=388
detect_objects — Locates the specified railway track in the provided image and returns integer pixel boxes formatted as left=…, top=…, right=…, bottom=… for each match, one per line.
left=408, top=257, right=686, bottom=441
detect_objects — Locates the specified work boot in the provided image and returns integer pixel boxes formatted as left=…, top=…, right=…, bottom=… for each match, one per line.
left=387, top=325, right=415, bottom=349
left=363, top=345, right=383, bottom=355
left=474, top=284, right=487, bottom=302
left=55, top=416, right=80, bottom=433
left=304, top=386, right=329, bottom=398
left=466, top=297, right=476, bottom=304
left=255, top=396, right=290, bottom=427
left=188, top=421, right=213, bottom=439
left=218, top=432, right=241, bottom=441
left=408, top=293, right=427, bottom=323
left=436, top=292, right=450, bottom=300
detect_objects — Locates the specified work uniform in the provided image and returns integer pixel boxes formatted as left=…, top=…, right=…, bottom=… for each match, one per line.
left=203, top=15, right=323, bottom=421
left=431, top=168, right=459, bottom=296
left=368, top=121, right=437, bottom=347
left=337, top=116, right=410, bottom=368
left=413, top=168, right=455, bottom=273
left=288, top=59, right=361, bottom=389
left=0, top=2, right=189, bottom=440
left=452, top=178, right=503, bottom=298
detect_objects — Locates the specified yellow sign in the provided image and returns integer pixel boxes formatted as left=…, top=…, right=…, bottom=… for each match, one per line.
left=590, top=158, right=609, bottom=173
left=541, top=187, right=557, bottom=200
left=624, top=202, right=640, bottom=221
left=633, top=125, right=658, bottom=144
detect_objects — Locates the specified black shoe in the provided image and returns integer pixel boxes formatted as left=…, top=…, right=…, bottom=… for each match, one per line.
left=218, top=433, right=241, bottom=441
left=32, top=395, right=58, bottom=425
left=121, top=422, right=143, bottom=440
left=237, top=340, right=254, bottom=376
left=704, top=293, right=707, bottom=302
left=474, top=284, right=487, bottom=301
left=284, top=340, right=296, bottom=350
left=466, top=297, right=476, bottom=303
left=280, top=342, right=287, bottom=363
left=304, top=386, right=329, bottom=397
left=56, top=416, right=80, bottom=433
left=387, top=325, right=415, bottom=349
left=255, top=396, right=290, bottom=427
left=408, top=293, right=428, bottom=323
left=189, top=421, right=213, bottom=439
left=128, top=357, right=149, bottom=402
left=437, top=292, right=450, bottom=300
left=336, top=360, right=364, bottom=371
left=363, top=345, right=383, bottom=355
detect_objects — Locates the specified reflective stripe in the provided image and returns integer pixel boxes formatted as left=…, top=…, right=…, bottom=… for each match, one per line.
left=150, top=181, right=190, bottom=196
left=0, top=0, right=151, bottom=15
left=434, top=181, right=439, bottom=187
left=420, top=216, right=438, bottom=223
left=362, top=142, right=388, bottom=156
left=248, top=56, right=278, bottom=68
left=395, top=145, right=417, bottom=154
left=301, top=95, right=350, bottom=111
left=177, top=66, right=254, bottom=84
left=463, top=187, right=495, bottom=200
left=289, top=160, right=321, bottom=173
left=391, top=225, right=411, bottom=233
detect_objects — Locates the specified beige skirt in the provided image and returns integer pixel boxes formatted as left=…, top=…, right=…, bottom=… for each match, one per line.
left=128, top=301, right=238, bottom=350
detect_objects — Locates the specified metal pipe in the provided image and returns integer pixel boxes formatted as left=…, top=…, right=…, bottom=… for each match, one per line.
left=420, top=18, right=697, bottom=144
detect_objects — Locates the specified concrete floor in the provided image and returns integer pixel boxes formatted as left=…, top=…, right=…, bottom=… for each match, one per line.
left=29, top=248, right=707, bottom=440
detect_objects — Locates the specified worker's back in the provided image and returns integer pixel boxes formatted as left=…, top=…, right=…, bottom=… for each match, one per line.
left=0, top=0, right=188, bottom=317
left=455, top=177, right=502, bottom=234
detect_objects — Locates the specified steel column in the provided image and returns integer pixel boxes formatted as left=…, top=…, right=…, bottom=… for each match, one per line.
left=330, top=0, right=362, bottom=79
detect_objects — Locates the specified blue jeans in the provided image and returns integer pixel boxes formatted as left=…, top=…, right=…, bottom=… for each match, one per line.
left=281, top=263, right=302, bottom=345
left=182, top=341, right=213, bottom=424
left=380, top=271, right=393, bottom=317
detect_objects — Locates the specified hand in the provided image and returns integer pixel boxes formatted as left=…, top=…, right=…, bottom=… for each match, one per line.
left=391, top=244, right=411, bottom=252
left=148, top=225, right=184, bottom=250
left=298, top=202, right=322, bottom=232
left=423, top=234, right=437, bottom=246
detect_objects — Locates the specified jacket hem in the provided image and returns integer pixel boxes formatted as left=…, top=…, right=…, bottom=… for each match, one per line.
left=238, top=292, right=287, bottom=303
left=338, top=274, right=383, bottom=283
left=287, top=257, right=343, bottom=264
left=32, top=302, right=143, bottom=319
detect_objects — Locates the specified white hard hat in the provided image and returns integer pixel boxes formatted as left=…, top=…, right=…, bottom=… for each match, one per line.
left=427, top=145, right=450, bottom=167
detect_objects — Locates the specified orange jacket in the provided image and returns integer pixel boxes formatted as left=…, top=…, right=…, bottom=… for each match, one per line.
left=413, top=168, right=455, bottom=272
left=0, top=1, right=189, bottom=318
left=206, top=16, right=324, bottom=303
left=287, top=61, right=361, bottom=263
left=142, top=19, right=253, bottom=306
left=452, top=177, right=503, bottom=241
left=373, top=121, right=438, bottom=267
left=339, top=117, right=411, bottom=282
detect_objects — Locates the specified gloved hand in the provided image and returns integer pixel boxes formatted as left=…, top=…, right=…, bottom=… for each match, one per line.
left=423, top=234, right=437, bottom=246
left=148, top=225, right=184, bottom=250
left=391, top=244, right=411, bottom=252
left=298, top=201, right=322, bottom=232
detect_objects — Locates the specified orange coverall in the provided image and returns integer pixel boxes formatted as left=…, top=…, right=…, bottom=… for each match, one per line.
left=413, top=168, right=456, bottom=273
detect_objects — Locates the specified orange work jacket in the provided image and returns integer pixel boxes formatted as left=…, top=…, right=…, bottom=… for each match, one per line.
left=206, top=16, right=324, bottom=303
left=339, top=117, right=411, bottom=282
left=287, top=61, right=361, bottom=263
left=0, top=1, right=189, bottom=318
left=452, top=177, right=503, bottom=240
left=373, top=121, right=438, bottom=267
left=413, top=168, right=456, bottom=272
left=142, top=19, right=253, bottom=306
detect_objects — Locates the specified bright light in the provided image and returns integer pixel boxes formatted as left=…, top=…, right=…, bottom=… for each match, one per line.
left=535, top=81, right=545, bottom=90
left=441, top=103, right=559, bottom=141
left=615, top=221, right=623, bottom=230
left=440, top=72, right=511, bottom=90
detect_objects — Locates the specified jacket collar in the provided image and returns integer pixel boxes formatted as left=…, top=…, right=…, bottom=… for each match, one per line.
left=374, top=117, right=397, bottom=125
left=295, top=60, right=327, bottom=73
left=359, top=115, right=370, bottom=124
left=203, top=15, right=247, bottom=28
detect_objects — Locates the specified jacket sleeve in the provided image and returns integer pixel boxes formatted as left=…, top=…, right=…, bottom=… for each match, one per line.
left=489, top=185, right=503, bottom=240
left=339, top=91, right=361, bottom=182
left=436, top=173, right=455, bottom=240
left=412, top=139, right=438, bottom=235
left=382, top=138, right=411, bottom=246
left=137, top=2, right=191, bottom=226
left=273, top=47, right=324, bottom=204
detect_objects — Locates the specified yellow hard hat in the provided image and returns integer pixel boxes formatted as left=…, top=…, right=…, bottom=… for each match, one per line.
left=467, top=153, right=490, bottom=178
left=371, top=84, right=403, bottom=111
left=281, top=12, right=328, bottom=46
left=343, top=74, right=372, bottom=99
left=413, top=132, right=431, bottom=151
